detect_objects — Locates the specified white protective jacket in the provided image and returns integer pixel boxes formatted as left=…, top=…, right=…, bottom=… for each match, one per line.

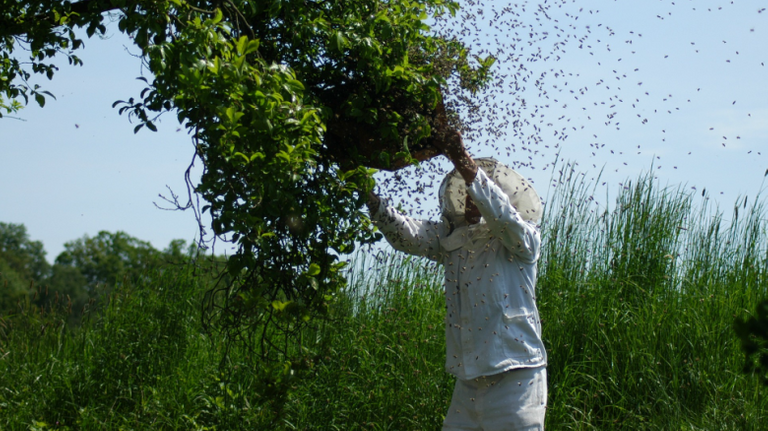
left=372, top=168, right=547, bottom=380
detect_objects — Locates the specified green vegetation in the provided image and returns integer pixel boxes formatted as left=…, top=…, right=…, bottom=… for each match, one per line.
left=2, top=168, right=768, bottom=429
left=539, top=165, right=768, bottom=429
left=0, top=223, right=49, bottom=313
left=0, top=225, right=210, bottom=325
left=2, top=1, right=495, bottom=361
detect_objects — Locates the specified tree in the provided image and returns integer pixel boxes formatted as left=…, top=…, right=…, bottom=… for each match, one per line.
left=0, top=222, right=50, bottom=314
left=0, top=0, right=494, bottom=364
left=0, top=222, right=92, bottom=322
left=55, top=230, right=163, bottom=290
left=51, top=231, right=202, bottom=322
left=0, top=221, right=214, bottom=325
left=0, top=258, right=29, bottom=314
left=0, top=222, right=49, bottom=281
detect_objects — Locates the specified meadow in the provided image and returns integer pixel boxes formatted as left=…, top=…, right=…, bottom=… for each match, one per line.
left=1, top=167, right=766, bottom=430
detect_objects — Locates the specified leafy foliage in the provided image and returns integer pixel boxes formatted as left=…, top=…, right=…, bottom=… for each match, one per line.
left=55, top=230, right=163, bottom=289
left=0, top=222, right=211, bottom=326
left=0, top=222, right=49, bottom=282
left=0, top=0, right=100, bottom=113
left=0, top=222, right=49, bottom=313
left=0, top=0, right=495, bottom=369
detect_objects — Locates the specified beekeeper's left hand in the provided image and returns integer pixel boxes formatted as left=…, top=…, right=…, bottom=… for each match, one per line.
left=433, top=130, right=478, bottom=184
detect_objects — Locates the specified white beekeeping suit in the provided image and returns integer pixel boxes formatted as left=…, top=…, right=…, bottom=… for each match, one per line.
left=370, top=158, right=547, bottom=431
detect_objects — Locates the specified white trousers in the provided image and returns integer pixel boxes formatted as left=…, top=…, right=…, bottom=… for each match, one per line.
left=443, top=366, right=547, bottom=431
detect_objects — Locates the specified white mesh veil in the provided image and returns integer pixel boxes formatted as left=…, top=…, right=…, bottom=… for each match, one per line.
left=438, top=158, right=542, bottom=228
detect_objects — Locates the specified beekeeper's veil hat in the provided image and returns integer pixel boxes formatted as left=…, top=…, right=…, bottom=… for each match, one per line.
left=438, top=158, right=542, bottom=227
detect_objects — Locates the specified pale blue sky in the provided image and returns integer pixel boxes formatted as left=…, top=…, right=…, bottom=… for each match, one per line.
left=1, top=0, right=766, bottom=262
left=1, top=29, right=209, bottom=261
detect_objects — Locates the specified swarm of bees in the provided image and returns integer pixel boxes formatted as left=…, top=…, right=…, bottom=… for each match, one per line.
left=372, top=0, right=766, bottom=224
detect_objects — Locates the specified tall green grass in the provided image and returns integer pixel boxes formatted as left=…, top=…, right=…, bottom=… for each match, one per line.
left=539, top=165, right=767, bottom=429
left=282, top=253, right=450, bottom=430
left=1, top=167, right=766, bottom=429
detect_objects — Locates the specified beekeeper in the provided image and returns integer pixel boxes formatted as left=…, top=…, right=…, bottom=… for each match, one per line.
left=366, top=131, right=547, bottom=430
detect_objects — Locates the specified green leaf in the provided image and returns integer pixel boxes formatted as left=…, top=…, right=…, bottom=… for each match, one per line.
left=224, top=106, right=244, bottom=124
left=307, top=263, right=321, bottom=276
left=211, top=8, right=224, bottom=25
left=34, top=93, right=45, bottom=108
left=246, top=39, right=261, bottom=55
left=272, top=300, right=292, bottom=311
left=285, top=79, right=305, bottom=92
left=207, top=57, right=220, bottom=75
left=236, top=36, right=248, bottom=56
left=331, top=31, right=347, bottom=53
left=375, top=11, right=391, bottom=22
left=307, top=277, right=319, bottom=290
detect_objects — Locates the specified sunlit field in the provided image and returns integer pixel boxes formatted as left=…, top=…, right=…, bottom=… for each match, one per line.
left=2, top=167, right=766, bottom=430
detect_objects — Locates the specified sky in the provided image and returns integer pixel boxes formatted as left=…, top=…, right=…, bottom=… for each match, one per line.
left=1, top=27, right=209, bottom=261
left=1, top=0, right=766, bottom=262
left=379, top=0, right=768, bottom=220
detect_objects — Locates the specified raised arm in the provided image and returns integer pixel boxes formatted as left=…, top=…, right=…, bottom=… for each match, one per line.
left=367, top=191, right=444, bottom=261
left=432, top=130, right=540, bottom=262
left=431, top=130, right=478, bottom=184
left=467, top=170, right=541, bottom=262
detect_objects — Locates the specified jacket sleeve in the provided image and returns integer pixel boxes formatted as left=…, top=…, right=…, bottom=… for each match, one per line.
left=467, top=169, right=541, bottom=263
left=370, top=200, right=445, bottom=262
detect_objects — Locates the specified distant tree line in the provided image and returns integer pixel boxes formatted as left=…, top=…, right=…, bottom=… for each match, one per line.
left=0, top=221, right=220, bottom=325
